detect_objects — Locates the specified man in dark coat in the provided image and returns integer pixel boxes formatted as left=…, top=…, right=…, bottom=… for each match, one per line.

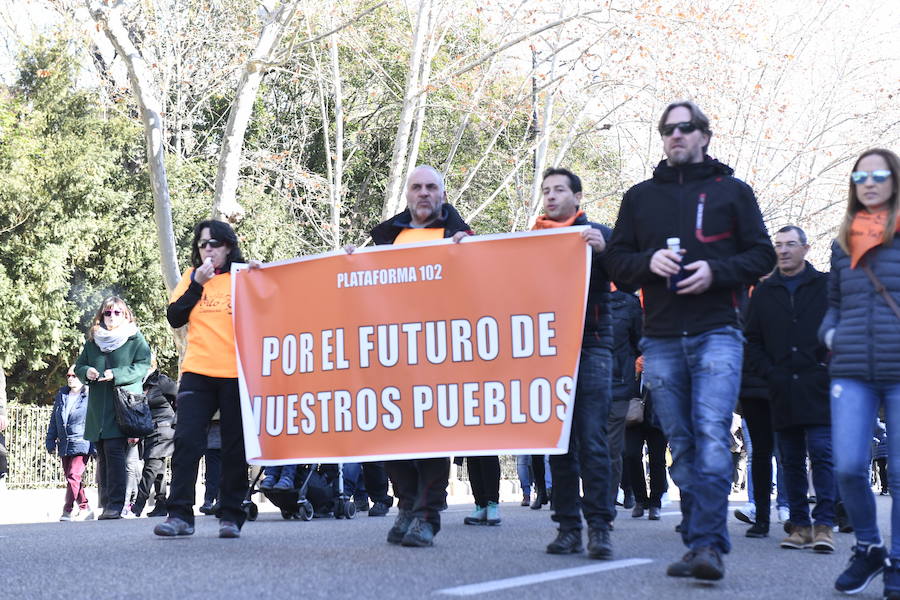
left=130, top=364, right=177, bottom=517
left=354, top=165, right=472, bottom=548
left=533, top=167, right=615, bottom=559
left=745, top=225, right=834, bottom=553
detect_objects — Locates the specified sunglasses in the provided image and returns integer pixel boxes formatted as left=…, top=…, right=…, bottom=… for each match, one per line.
left=66, top=373, right=77, bottom=378
left=198, top=238, right=225, bottom=250
left=103, top=310, right=124, bottom=317
left=851, top=170, right=892, bottom=184
left=660, top=121, right=698, bottom=137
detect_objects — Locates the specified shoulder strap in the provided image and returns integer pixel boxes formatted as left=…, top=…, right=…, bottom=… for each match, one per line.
left=861, top=262, right=900, bottom=321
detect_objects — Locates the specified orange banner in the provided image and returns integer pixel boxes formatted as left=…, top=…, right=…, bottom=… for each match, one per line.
left=232, top=228, right=591, bottom=464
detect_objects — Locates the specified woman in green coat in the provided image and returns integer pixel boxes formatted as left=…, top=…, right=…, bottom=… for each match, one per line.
left=74, top=296, right=151, bottom=520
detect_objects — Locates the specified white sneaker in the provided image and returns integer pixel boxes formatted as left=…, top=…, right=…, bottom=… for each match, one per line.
left=59, top=510, right=73, bottom=522
left=661, top=492, right=671, bottom=507
left=74, top=508, right=95, bottom=521
left=777, top=506, right=790, bottom=523
left=734, top=503, right=756, bottom=524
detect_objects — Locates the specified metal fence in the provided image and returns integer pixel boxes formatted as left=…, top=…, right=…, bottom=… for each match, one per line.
left=2, top=404, right=524, bottom=489
left=5, top=405, right=95, bottom=489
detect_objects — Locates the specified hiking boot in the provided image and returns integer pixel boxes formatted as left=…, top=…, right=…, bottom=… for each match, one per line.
left=218, top=520, right=240, bottom=538
left=691, top=546, right=725, bottom=581
left=666, top=551, right=697, bottom=577
left=153, top=517, right=194, bottom=537
left=464, top=505, right=487, bottom=525
left=834, top=542, right=887, bottom=594
left=587, top=527, right=612, bottom=560
left=369, top=501, right=390, bottom=517
left=59, top=509, right=72, bottom=522
left=546, top=529, right=583, bottom=554
left=485, top=502, right=501, bottom=526
left=746, top=521, right=769, bottom=538
left=781, top=525, right=813, bottom=549
left=812, top=524, right=835, bottom=553
left=885, top=558, right=900, bottom=600
left=387, top=510, right=413, bottom=544
left=401, top=518, right=435, bottom=547
left=648, top=507, right=661, bottom=521
left=734, top=503, right=756, bottom=525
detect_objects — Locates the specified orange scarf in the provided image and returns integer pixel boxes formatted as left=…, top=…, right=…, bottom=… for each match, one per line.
left=532, top=210, right=584, bottom=230
left=849, top=210, right=900, bottom=268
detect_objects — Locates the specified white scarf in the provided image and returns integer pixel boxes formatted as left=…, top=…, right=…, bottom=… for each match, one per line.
left=93, top=322, right=138, bottom=353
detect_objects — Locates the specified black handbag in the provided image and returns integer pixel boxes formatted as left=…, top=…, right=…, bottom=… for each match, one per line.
left=113, top=386, right=154, bottom=437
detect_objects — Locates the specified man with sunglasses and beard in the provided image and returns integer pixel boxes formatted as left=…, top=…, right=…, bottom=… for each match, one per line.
left=605, top=101, right=775, bottom=581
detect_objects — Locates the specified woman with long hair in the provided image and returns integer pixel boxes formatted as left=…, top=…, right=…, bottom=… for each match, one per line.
left=154, top=219, right=249, bottom=539
left=821, top=148, right=900, bottom=597
left=74, top=296, right=151, bottom=519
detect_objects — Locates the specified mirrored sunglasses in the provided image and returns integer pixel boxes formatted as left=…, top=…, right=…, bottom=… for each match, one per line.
left=851, top=170, right=892, bottom=184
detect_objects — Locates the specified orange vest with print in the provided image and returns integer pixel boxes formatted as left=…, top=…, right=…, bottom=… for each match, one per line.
left=170, top=268, right=237, bottom=378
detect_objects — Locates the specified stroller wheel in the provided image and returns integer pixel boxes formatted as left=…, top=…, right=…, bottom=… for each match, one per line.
left=345, top=500, right=357, bottom=519
left=246, top=502, right=259, bottom=521
left=280, top=509, right=294, bottom=520
left=299, top=502, right=314, bottom=521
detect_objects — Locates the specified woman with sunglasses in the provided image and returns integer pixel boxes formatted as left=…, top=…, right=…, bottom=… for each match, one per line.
left=154, top=220, right=249, bottom=539
left=74, top=296, right=151, bottom=520
left=820, top=148, right=900, bottom=597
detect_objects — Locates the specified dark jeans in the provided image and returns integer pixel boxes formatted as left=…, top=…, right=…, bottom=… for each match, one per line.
left=606, top=399, right=629, bottom=517
left=0, top=432, right=7, bottom=476
left=625, top=421, right=668, bottom=508
left=779, top=424, right=835, bottom=527
left=467, top=456, right=501, bottom=506
left=133, top=456, right=167, bottom=514
left=641, top=326, right=743, bottom=553
left=386, top=458, right=449, bottom=533
left=532, top=455, right=549, bottom=498
left=96, top=437, right=129, bottom=514
left=204, top=448, right=222, bottom=504
left=361, top=462, right=392, bottom=504
left=742, top=397, right=775, bottom=524
left=550, top=347, right=613, bottom=532
left=167, top=374, right=248, bottom=527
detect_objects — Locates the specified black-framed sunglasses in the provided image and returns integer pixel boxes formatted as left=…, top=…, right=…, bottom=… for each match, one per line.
left=198, top=238, right=225, bottom=250
left=851, top=170, right=892, bottom=184
left=103, top=309, right=123, bottom=317
left=660, top=121, right=698, bottom=137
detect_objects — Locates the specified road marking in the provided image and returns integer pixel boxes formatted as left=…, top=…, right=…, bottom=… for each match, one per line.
left=434, top=558, right=653, bottom=596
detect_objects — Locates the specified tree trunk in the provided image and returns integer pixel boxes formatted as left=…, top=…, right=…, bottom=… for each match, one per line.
left=87, top=0, right=180, bottom=295
left=212, top=1, right=299, bottom=222
left=381, top=0, right=430, bottom=220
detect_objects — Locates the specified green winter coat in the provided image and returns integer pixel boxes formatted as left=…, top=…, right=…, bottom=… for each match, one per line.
left=74, top=330, right=151, bottom=441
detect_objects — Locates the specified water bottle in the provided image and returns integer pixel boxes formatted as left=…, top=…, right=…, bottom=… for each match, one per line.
left=667, top=237, right=687, bottom=291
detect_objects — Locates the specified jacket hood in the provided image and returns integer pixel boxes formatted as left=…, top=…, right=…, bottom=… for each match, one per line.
left=652, top=156, right=735, bottom=184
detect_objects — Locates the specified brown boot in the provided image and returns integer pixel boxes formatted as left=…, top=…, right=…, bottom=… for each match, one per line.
left=812, top=524, right=835, bottom=553
left=780, top=524, right=813, bottom=549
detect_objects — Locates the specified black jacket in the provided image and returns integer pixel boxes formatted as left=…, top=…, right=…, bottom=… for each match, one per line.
left=610, top=289, right=642, bottom=400
left=606, top=158, right=776, bottom=337
left=579, top=215, right=614, bottom=350
left=745, top=262, right=830, bottom=430
left=371, top=204, right=472, bottom=245
left=819, top=237, right=900, bottom=382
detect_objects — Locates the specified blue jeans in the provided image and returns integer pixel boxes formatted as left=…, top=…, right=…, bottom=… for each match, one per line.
left=832, top=378, right=900, bottom=556
left=549, top=347, right=613, bottom=531
left=516, top=455, right=532, bottom=496
left=641, top=326, right=743, bottom=553
left=774, top=434, right=788, bottom=509
left=778, top=425, right=834, bottom=527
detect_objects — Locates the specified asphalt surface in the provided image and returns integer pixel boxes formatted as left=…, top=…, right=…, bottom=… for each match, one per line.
left=1, top=495, right=890, bottom=600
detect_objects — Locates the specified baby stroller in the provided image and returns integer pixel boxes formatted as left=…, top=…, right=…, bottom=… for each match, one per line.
left=243, top=464, right=357, bottom=521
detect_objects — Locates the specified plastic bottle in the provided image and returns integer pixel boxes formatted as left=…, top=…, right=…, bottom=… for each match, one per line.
left=667, top=237, right=686, bottom=291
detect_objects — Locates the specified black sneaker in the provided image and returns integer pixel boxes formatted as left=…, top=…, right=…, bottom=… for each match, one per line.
left=691, top=546, right=725, bottom=581
left=546, top=529, right=583, bottom=554
left=387, top=510, right=413, bottom=545
left=199, top=501, right=216, bottom=515
left=587, top=527, right=612, bottom=560
left=666, top=551, right=696, bottom=577
left=146, top=504, right=167, bottom=518
left=746, top=522, right=769, bottom=538
left=835, top=543, right=888, bottom=594
left=885, top=558, right=900, bottom=600
left=401, top=518, right=435, bottom=547
left=369, top=501, right=390, bottom=517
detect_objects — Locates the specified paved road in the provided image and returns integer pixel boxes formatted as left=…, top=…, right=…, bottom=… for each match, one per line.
left=2, top=495, right=888, bottom=600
